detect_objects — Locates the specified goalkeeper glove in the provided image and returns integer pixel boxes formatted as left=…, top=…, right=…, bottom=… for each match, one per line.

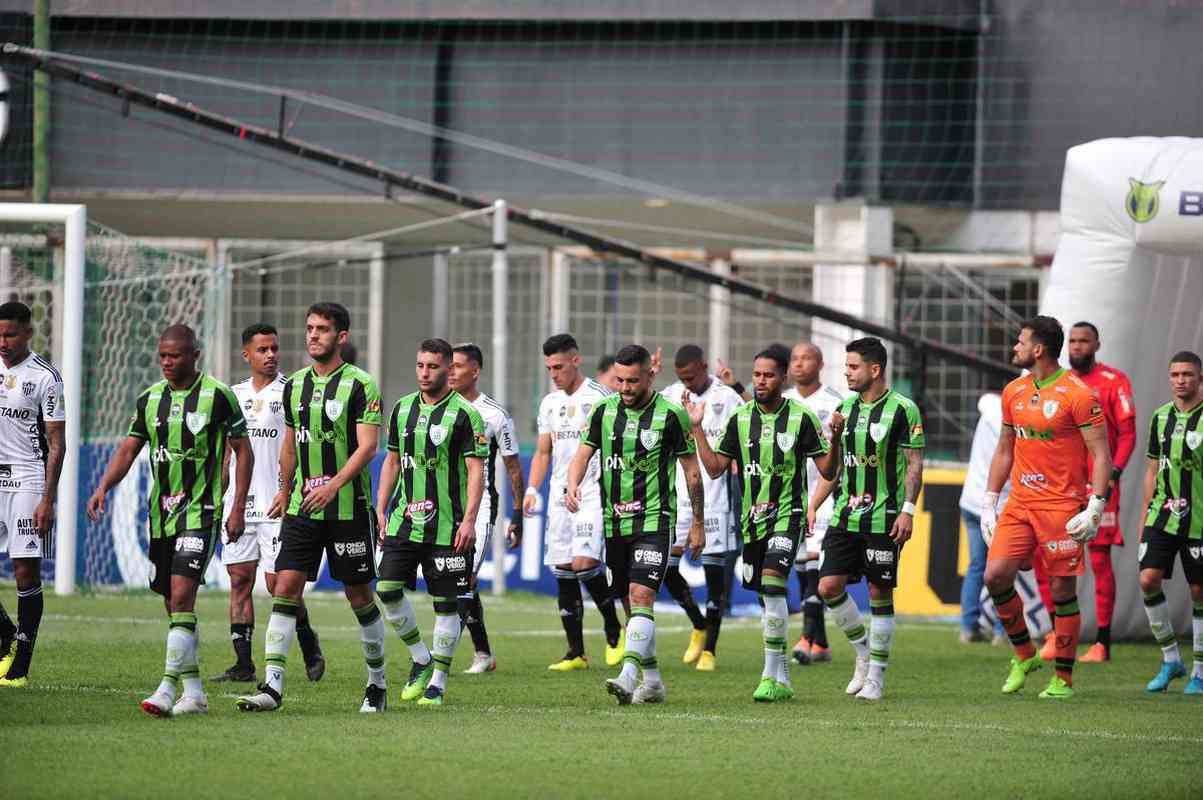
left=981, top=492, right=1000, bottom=547
left=1066, top=494, right=1107, bottom=543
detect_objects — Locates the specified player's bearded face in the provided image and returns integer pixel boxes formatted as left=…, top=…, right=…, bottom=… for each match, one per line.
left=1067, top=327, right=1099, bottom=372
left=1012, top=330, right=1037, bottom=369
left=752, top=358, right=784, bottom=403
left=305, top=315, right=344, bottom=363
left=417, top=352, right=449, bottom=394
left=614, top=362, right=652, bottom=406
left=844, top=354, right=876, bottom=393
left=0, top=319, right=32, bottom=363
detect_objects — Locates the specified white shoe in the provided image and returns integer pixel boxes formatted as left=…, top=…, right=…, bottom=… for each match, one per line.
left=172, top=693, right=209, bottom=715
left=463, top=652, right=497, bottom=674
left=140, top=690, right=175, bottom=718
left=235, top=685, right=282, bottom=712
left=855, top=678, right=883, bottom=701
left=605, top=676, right=636, bottom=706
left=632, top=680, right=667, bottom=704
left=845, top=655, right=870, bottom=695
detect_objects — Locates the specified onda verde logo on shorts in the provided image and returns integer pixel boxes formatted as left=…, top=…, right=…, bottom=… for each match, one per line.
left=1126, top=177, right=1165, bottom=223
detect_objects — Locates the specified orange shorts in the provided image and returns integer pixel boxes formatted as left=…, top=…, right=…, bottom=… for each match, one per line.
left=989, top=503, right=1086, bottom=577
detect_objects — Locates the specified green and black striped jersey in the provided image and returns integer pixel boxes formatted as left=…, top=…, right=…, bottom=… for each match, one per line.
left=127, top=373, right=247, bottom=539
left=582, top=393, right=694, bottom=538
left=830, top=389, right=924, bottom=534
left=282, top=362, right=382, bottom=521
left=716, top=398, right=828, bottom=542
left=385, top=390, right=488, bottom=546
left=1144, top=400, right=1203, bottom=538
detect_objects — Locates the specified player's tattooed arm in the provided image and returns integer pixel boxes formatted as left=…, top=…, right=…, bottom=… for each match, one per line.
left=34, top=420, right=66, bottom=534
left=903, top=446, right=924, bottom=505
left=679, top=452, right=706, bottom=558
left=503, top=453, right=525, bottom=546
left=268, top=426, right=298, bottom=519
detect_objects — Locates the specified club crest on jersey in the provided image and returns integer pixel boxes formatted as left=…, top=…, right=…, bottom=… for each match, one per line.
left=21, top=381, right=35, bottom=397
left=324, top=399, right=344, bottom=421
left=639, top=429, right=660, bottom=449
left=869, top=422, right=888, bottom=443
left=185, top=412, right=207, bottom=434
left=1042, top=400, right=1059, bottom=419
left=428, top=424, right=448, bottom=446
left=1186, top=431, right=1202, bottom=450
left=776, top=432, right=796, bottom=451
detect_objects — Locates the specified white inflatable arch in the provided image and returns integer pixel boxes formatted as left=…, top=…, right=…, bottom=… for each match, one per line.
left=1042, top=137, right=1203, bottom=639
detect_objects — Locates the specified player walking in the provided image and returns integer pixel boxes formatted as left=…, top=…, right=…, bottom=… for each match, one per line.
left=87, top=324, right=252, bottom=715
left=690, top=345, right=837, bottom=702
left=448, top=343, right=525, bottom=674
left=783, top=341, right=846, bottom=665
left=981, top=316, right=1112, bottom=699
left=0, top=302, right=66, bottom=688
left=1138, top=351, right=1203, bottom=695
left=660, top=345, right=742, bottom=671
left=568, top=344, right=703, bottom=705
left=375, top=338, right=487, bottom=706
left=236, top=303, right=385, bottom=713
left=810, top=337, right=924, bottom=702
left=525, top=334, right=624, bottom=670
left=214, top=324, right=325, bottom=684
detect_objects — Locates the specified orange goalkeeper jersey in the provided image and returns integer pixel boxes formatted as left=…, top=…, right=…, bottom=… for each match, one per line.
left=1001, top=368, right=1104, bottom=508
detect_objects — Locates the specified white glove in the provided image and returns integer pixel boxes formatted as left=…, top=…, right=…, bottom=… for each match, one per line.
left=1066, top=495, right=1106, bottom=543
left=980, top=492, right=1000, bottom=547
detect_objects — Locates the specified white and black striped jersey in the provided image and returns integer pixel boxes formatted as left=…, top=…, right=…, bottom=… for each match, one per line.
left=537, top=378, right=611, bottom=498
left=0, top=351, right=64, bottom=495
left=224, top=373, right=287, bottom=523
left=469, top=391, right=519, bottom=524
left=661, top=376, right=741, bottom=516
left=784, top=383, right=847, bottom=522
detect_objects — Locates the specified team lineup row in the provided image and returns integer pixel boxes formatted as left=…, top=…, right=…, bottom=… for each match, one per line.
left=0, top=300, right=1201, bottom=709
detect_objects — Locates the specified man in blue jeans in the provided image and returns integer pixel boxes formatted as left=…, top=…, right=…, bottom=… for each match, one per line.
left=959, top=393, right=1008, bottom=643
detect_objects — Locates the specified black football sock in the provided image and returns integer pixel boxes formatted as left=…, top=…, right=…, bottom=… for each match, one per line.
left=803, top=568, right=829, bottom=648
left=230, top=622, right=254, bottom=668
left=578, top=566, right=622, bottom=645
left=703, top=562, right=726, bottom=654
left=295, top=603, right=320, bottom=662
left=556, top=575, right=585, bottom=657
left=6, top=583, right=43, bottom=679
left=459, top=592, right=491, bottom=655
left=665, top=563, right=706, bottom=630
left=1097, top=624, right=1111, bottom=655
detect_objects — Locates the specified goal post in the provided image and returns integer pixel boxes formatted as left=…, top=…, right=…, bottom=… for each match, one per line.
left=0, top=203, right=85, bottom=595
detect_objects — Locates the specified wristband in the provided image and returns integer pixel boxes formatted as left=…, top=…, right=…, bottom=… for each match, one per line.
left=901, top=501, right=917, bottom=516
left=730, top=381, right=746, bottom=395
left=524, top=487, right=538, bottom=498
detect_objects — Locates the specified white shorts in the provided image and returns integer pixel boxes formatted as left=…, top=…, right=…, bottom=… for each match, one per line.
left=674, top=510, right=734, bottom=556
left=472, top=517, right=495, bottom=577
left=544, top=492, right=605, bottom=566
left=221, top=521, right=282, bottom=574
left=797, top=514, right=831, bottom=561
left=0, top=491, right=48, bottom=559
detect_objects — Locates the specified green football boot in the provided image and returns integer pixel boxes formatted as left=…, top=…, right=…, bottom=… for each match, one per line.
left=1002, top=654, right=1042, bottom=694
left=401, top=660, right=434, bottom=701
left=753, top=677, right=778, bottom=702
left=1038, top=675, right=1074, bottom=699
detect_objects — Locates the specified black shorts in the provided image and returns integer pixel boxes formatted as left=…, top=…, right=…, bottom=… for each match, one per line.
left=606, top=531, right=671, bottom=593
left=276, top=514, right=376, bottom=585
left=148, top=525, right=218, bottom=597
left=1139, top=527, right=1203, bottom=584
left=378, top=537, right=470, bottom=598
left=819, top=528, right=901, bottom=588
left=740, top=530, right=801, bottom=592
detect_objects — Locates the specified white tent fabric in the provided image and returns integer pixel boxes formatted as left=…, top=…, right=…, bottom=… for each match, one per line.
left=1042, top=137, right=1203, bottom=639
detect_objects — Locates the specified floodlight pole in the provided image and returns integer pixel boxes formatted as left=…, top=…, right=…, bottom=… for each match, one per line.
left=491, top=199, right=508, bottom=596
left=0, top=204, right=84, bottom=594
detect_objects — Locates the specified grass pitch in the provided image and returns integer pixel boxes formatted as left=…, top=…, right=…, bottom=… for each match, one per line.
left=3, top=588, right=1201, bottom=799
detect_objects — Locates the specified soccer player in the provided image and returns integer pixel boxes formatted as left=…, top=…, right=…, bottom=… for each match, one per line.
left=376, top=338, right=487, bottom=706
left=810, top=337, right=924, bottom=702
left=596, top=354, right=620, bottom=393
left=783, top=341, right=846, bottom=665
left=568, top=344, right=704, bottom=704
left=690, top=344, right=837, bottom=702
left=525, top=334, right=624, bottom=670
left=87, top=324, right=252, bottom=715
left=214, top=323, right=324, bottom=684
left=660, top=344, right=742, bottom=671
left=236, top=302, right=385, bottom=713
left=449, top=342, right=525, bottom=674
left=0, top=302, right=65, bottom=688
left=1041, top=321, right=1134, bottom=663
left=1138, top=350, right=1203, bottom=695
left=981, top=316, right=1111, bottom=700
